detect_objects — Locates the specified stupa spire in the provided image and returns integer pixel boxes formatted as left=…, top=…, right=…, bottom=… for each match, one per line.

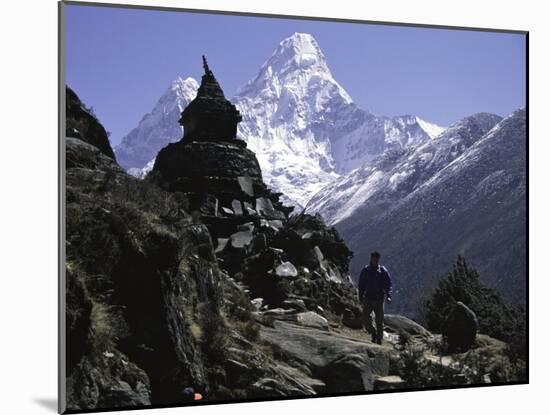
left=179, top=56, right=242, bottom=141
left=202, top=55, right=211, bottom=74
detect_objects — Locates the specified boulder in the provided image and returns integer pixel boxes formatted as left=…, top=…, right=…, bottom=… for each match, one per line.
left=275, top=261, right=298, bottom=278
left=384, top=315, right=432, bottom=337
left=221, top=206, right=234, bottom=216
left=260, top=321, right=391, bottom=392
left=231, top=200, right=243, bottom=216
left=214, top=238, right=229, bottom=253
left=238, top=176, right=255, bottom=197
left=294, top=311, right=329, bottom=330
left=243, top=201, right=256, bottom=215
left=230, top=228, right=254, bottom=249
left=282, top=298, right=308, bottom=312
left=442, top=301, right=478, bottom=352
left=373, top=376, right=405, bottom=391
left=308, top=246, right=325, bottom=270
left=326, top=265, right=343, bottom=283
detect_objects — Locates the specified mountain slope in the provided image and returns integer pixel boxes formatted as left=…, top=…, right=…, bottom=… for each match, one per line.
left=307, top=112, right=502, bottom=225
left=113, top=33, right=444, bottom=208
left=319, top=109, right=526, bottom=316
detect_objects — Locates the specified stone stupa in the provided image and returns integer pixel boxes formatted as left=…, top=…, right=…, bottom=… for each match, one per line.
left=149, top=56, right=293, bottom=242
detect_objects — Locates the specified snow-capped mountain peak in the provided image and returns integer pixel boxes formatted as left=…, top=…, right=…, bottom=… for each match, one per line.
left=116, top=33, right=445, bottom=208
left=267, top=32, right=329, bottom=72
left=233, top=33, right=358, bottom=208
left=237, top=32, right=352, bottom=106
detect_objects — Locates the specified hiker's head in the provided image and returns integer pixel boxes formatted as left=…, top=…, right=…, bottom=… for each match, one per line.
left=370, top=251, right=381, bottom=266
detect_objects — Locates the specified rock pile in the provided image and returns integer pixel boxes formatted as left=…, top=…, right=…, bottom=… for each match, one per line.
left=149, top=57, right=361, bottom=324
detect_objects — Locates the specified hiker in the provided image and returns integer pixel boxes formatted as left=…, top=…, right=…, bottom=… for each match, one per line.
left=358, top=251, right=392, bottom=344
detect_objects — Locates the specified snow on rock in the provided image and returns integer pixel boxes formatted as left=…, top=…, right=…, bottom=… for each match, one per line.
left=415, top=116, right=446, bottom=139
left=128, top=157, right=155, bottom=179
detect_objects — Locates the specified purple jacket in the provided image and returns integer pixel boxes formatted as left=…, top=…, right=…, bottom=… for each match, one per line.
left=358, top=264, right=393, bottom=301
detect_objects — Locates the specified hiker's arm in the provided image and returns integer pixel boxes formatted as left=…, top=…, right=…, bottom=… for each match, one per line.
left=384, top=269, right=393, bottom=300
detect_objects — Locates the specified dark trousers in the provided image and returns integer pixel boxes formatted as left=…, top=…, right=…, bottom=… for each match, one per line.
left=362, top=298, right=385, bottom=342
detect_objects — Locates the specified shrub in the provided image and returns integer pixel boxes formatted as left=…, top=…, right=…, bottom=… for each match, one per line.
left=422, top=256, right=526, bottom=348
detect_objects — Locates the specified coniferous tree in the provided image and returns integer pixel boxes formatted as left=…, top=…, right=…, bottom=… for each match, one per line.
left=423, top=256, right=525, bottom=348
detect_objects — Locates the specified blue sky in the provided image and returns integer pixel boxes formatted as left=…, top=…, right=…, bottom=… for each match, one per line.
left=65, top=4, right=526, bottom=146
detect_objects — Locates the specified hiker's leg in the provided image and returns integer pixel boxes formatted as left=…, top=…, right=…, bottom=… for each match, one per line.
left=374, top=300, right=385, bottom=343
left=362, top=301, right=376, bottom=335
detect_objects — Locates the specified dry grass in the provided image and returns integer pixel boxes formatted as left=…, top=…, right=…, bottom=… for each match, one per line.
left=90, top=301, right=114, bottom=351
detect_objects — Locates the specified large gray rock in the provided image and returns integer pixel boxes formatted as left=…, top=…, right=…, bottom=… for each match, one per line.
left=231, top=200, right=243, bottom=216
left=305, top=245, right=325, bottom=270
left=275, top=261, right=298, bottom=278
left=260, top=321, right=391, bottom=392
left=223, top=331, right=320, bottom=397
left=442, top=301, right=478, bottom=352
left=221, top=206, right=234, bottom=216
left=384, top=314, right=432, bottom=337
left=252, top=309, right=328, bottom=330
left=294, top=311, right=329, bottom=330
left=373, top=376, right=405, bottom=391
left=238, top=176, right=255, bottom=197
left=243, top=201, right=256, bottom=215
left=214, top=238, right=229, bottom=253
left=230, top=228, right=254, bottom=249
